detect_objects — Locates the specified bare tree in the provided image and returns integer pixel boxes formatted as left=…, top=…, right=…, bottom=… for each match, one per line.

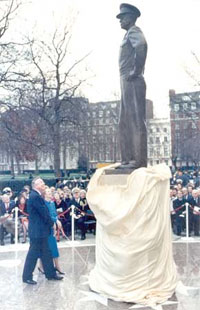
left=0, top=0, right=21, bottom=39
left=0, top=24, right=90, bottom=176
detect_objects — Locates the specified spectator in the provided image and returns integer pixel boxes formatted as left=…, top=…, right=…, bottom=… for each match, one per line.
left=0, top=194, right=15, bottom=245
left=70, top=187, right=86, bottom=240
left=173, top=190, right=186, bottom=236
left=17, top=195, right=29, bottom=243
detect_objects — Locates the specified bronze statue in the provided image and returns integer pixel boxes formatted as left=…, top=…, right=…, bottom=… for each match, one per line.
left=117, top=3, right=147, bottom=169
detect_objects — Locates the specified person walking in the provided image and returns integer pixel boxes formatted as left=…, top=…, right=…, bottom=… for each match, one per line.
left=22, top=177, right=63, bottom=284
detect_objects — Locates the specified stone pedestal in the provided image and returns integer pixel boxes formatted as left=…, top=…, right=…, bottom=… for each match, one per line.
left=99, top=165, right=134, bottom=185
left=99, top=173, right=129, bottom=186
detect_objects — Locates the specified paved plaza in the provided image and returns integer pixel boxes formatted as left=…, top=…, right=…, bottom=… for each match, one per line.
left=0, top=236, right=200, bottom=310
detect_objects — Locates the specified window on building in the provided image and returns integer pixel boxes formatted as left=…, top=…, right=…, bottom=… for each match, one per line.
left=192, top=122, right=197, bottom=129
left=164, top=128, right=167, bottom=133
left=156, top=137, right=160, bottom=144
left=164, top=136, right=168, bottom=142
left=149, top=148, right=153, bottom=157
left=156, top=160, right=160, bottom=164
left=164, top=146, right=169, bottom=157
left=99, top=127, right=103, bottom=135
left=149, top=137, right=153, bottom=144
left=149, top=128, right=153, bottom=133
left=92, top=111, right=96, bottom=118
left=175, top=123, right=180, bottom=130
left=109, top=127, right=113, bottom=135
left=156, top=127, right=160, bottom=132
left=182, top=95, right=189, bottom=101
left=191, top=102, right=197, bottom=110
left=183, top=102, right=188, bottom=110
left=111, top=103, right=117, bottom=108
left=106, top=110, right=110, bottom=117
left=106, top=127, right=110, bottom=134
left=174, top=104, right=179, bottom=111
left=90, top=150, right=94, bottom=161
left=99, top=110, right=103, bottom=117
left=99, top=151, right=104, bottom=161
left=156, top=148, right=160, bottom=157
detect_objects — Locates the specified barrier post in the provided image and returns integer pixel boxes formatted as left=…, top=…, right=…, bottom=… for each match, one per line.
left=15, top=206, right=18, bottom=246
left=181, top=203, right=194, bottom=241
left=185, top=203, right=189, bottom=239
left=71, top=205, right=75, bottom=243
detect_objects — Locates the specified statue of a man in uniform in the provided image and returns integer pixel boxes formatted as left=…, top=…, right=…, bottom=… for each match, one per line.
left=117, top=3, right=148, bottom=169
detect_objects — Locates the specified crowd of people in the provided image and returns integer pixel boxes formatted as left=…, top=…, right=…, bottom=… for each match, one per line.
left=0, top=178, right=96, bottom=246
left=170, top=169, right=200, bottom=237
left=1, top=168, right=200, bottom=246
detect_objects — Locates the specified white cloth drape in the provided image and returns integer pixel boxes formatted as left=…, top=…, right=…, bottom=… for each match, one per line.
left=87, top=163, right=177, bottom=306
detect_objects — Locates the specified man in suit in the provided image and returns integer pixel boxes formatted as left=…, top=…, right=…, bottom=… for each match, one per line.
left=173, top=190, right=186, bottom=236
left=183, top=186, right=196, bottom=235
left=116, top=3, right=147, bottom=169
left=22, top=177, right=63, bottom=284
left=70, top=187, right=87, bottom=240
left=0, top=194, right=15, bottom=245
left=189, top=189, right=200, bottom=236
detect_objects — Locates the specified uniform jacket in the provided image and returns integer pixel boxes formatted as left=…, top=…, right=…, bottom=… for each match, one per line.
left=119, top=25, right=147, bottom=77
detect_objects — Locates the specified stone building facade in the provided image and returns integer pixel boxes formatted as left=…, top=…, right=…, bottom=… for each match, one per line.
left=147, top=118, right=171, bottom=166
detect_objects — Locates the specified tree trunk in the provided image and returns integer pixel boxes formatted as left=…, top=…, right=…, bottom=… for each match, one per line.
left=35, top=156, right=39, bottom=174
left=15, top=155, right=21, bottom=174
left=10, top=152, right=15, bottom=177
left=53, top=124, right=61, bottom=177
left=62, top=144, right=67, bottom=175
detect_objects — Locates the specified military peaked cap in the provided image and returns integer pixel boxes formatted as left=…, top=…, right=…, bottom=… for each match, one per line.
left=116, top=3, right=141, bottom=19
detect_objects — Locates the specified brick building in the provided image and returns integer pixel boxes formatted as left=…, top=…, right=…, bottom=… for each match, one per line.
left=169, top=90, right=200, bottom=167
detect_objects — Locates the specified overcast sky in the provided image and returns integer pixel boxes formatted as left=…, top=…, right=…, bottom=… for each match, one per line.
left=8, top=0, right=200, bottom=117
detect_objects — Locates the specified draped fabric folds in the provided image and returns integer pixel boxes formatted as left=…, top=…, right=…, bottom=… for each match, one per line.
left=87, top=163, right=177, bottom=306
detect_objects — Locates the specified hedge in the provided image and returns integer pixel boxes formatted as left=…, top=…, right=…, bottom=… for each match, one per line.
left=0, top=177, right=90, bottom=196
left=0, top=178, right=58, bottom=195
left=0, top=168, right=88, bottom=175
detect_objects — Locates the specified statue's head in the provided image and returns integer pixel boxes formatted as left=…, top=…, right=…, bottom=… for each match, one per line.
left=116, top=3, right=141, bottom=30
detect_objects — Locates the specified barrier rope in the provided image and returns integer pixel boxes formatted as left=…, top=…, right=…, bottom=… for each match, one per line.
left=189, top=205, right=200, bottom=215
left=171, top=203, right=200, bottom=216
left=58, top=206, right=95, bottom=219
left=171, top=205, right=185, bottom=214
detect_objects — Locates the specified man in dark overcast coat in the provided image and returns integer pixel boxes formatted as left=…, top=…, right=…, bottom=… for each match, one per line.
left=22, top=177, right=63, bottom=284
